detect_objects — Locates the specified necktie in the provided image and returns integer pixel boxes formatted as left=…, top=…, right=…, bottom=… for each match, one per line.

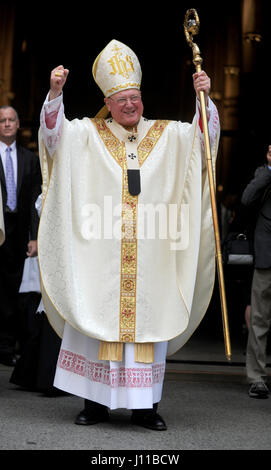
left=5, top=147, right=17, bottom=211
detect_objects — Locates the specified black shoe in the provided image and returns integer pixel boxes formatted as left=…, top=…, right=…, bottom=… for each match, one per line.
left=131, top=409, right=167, bottom=431
left=249, top=382, right=270, bottom=399
left=0, top=354, right=17, bottom=367
left=75, top=407, right=109, bottom=425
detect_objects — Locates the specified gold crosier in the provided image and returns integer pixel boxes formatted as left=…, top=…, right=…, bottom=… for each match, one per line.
left=184, top=9, right=231, bottom=361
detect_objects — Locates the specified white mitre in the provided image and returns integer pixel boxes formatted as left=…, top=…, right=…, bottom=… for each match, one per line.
left=92, top=39, right=142, bottom=97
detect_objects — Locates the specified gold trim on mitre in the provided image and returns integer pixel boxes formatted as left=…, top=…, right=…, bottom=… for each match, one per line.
left=95, top=105, right=109, bottom=119
left=92, top=50, right=102, bottom=85
left=92, top=39, right=142, bottom=98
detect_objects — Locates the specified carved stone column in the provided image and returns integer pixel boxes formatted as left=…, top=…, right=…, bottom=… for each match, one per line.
left=241, top=0, right=265, bottom=175
left=220, top=5, right=242, bottom=196
left=0, top=4, right=15, bottom=105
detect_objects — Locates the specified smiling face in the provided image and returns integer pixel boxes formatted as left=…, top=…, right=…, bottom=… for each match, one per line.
left=0, top=107, right=19, bottom=145
left=104, top=89, right=143, bottom=130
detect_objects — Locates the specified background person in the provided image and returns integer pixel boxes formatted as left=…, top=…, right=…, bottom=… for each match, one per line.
left=242, top=144, right=271, bottom=398
left=10, top=195, right=62, bottom=395
left=0, top=105, right=41, bottom=366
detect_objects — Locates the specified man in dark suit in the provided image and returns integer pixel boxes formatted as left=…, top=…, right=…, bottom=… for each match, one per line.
left=0, top=105, right=41, bottom=366
left=241, top=144, right=271, bottom=398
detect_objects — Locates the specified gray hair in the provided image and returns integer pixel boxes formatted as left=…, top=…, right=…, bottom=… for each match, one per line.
left=0, top=105, right=19, bottom=121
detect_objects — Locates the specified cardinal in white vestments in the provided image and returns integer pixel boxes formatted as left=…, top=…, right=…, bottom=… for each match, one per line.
left=38, top=39, right=220, bottom=430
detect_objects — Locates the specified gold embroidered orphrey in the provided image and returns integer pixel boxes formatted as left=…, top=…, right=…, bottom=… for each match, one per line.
left=92, top=118, right=169, bottom=345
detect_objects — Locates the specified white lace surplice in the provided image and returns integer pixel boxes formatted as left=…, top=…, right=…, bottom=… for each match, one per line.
left=54, top=322, right=167, bottom=409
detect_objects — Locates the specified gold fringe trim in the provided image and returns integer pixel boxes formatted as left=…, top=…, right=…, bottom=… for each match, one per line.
left=98, top=341, right=123, bottom=362
left=134, top=343, right=154, bottom=363
left=98, top=341, right=154, bottom=363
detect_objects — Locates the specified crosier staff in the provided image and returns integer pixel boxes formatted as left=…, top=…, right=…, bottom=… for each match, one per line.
left=184, top=9, right=231, bottom=361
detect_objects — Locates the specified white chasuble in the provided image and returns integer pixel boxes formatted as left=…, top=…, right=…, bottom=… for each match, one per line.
left=38, top=113, right=219, bottom=362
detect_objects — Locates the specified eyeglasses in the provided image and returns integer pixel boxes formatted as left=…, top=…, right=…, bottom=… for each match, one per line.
left=109, top=94, right=142, bottom=106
